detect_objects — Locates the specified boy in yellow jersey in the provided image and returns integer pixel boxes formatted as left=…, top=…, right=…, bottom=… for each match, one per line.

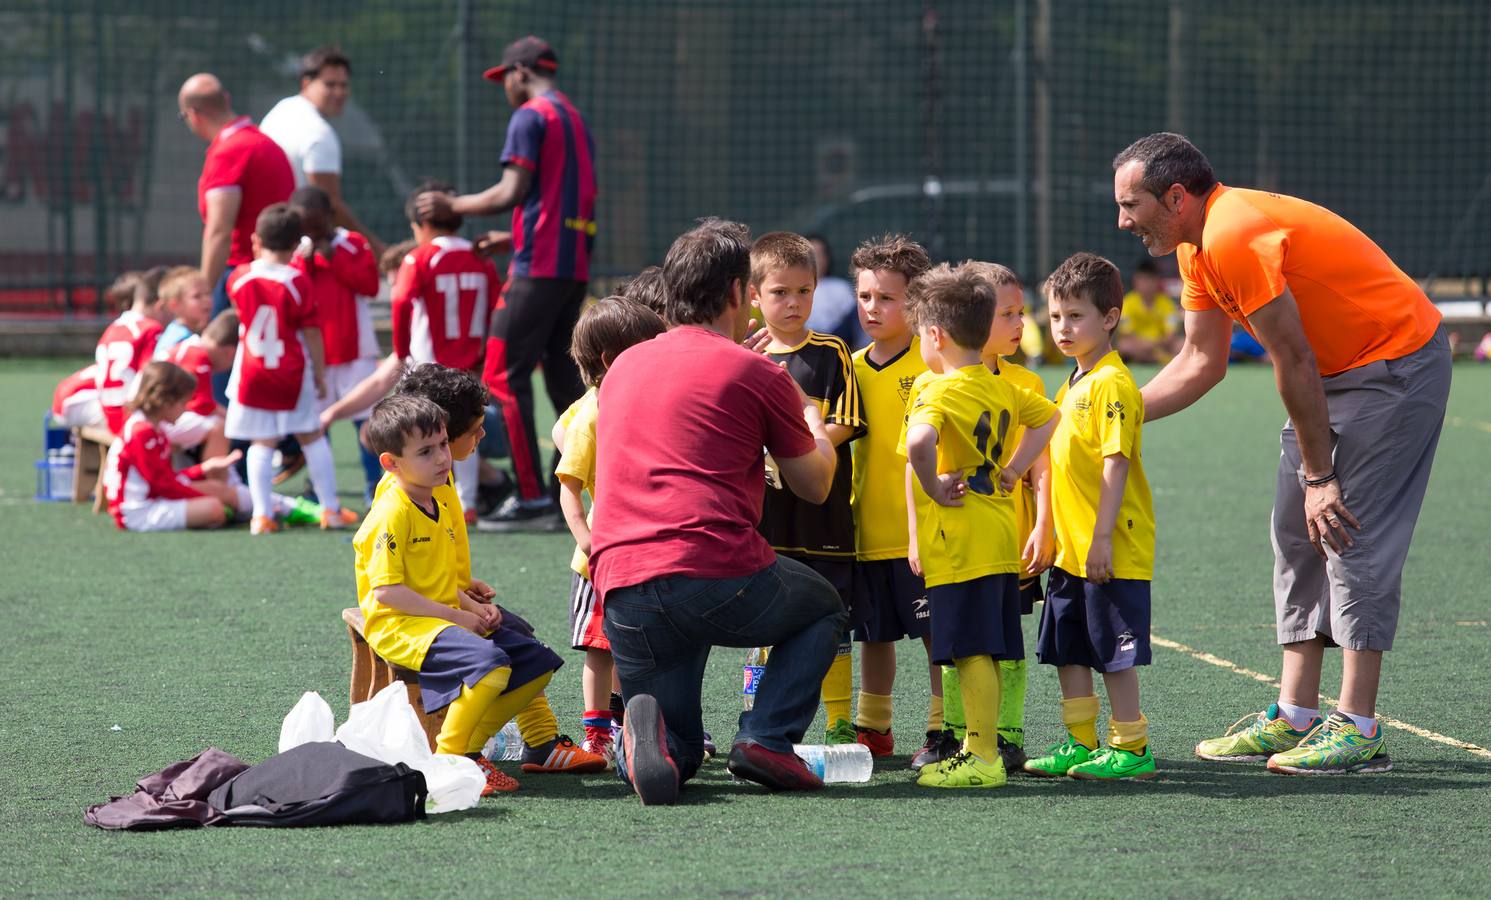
left=1116, top=258, right=1181, bottom=364
left=378, top=365, right=607, bottom=778
left=958, top=260, right=1056, bottom=772
left=900, top=264, right=1060, bottom=789
left=750, top=231, right=866, bottom=745
left=354, top=394, right=565, bottom=797
left=555, top=297, right=668, bottom=763
left=845, top=235, right=952, bottom=766
left=1024, top=252, right=1158, bottom=781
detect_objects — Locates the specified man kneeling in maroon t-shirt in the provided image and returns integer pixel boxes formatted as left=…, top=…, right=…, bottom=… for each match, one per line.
left=591, top=219, right=846, bottom=805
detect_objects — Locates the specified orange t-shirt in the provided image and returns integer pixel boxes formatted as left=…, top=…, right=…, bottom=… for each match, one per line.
left=1176, top=185, right=1440, bottom=376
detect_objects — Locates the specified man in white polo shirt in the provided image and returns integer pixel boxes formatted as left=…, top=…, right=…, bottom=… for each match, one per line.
left=261, top=45, right=384, bottom=256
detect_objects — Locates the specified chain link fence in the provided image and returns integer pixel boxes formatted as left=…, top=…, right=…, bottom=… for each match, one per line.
left=3, top=0, right=1488, bottom=315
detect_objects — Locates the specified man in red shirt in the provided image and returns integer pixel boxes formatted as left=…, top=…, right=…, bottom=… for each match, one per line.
left=178, top=73, right=294, bottom=404
left=589, top=219, right=844, bottom=805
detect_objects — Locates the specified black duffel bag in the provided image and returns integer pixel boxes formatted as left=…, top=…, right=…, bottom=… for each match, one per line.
left=208, top=741, right=427, bottom=827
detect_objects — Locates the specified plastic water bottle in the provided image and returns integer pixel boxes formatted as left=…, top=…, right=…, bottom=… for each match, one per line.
left=793, top=743, right=874, bottom=783
left=48, top=447, right=74, bottom=499
left=482, top=721, right=523, bottom=761
left=742, top=647, right=770, bottom=710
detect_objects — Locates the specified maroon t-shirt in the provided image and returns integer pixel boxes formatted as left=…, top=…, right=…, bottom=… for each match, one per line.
left=590, top=325, right=818, bottom=598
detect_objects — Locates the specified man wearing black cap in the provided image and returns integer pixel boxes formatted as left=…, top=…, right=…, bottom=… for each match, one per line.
left=420, top=36, right=597, bottom=532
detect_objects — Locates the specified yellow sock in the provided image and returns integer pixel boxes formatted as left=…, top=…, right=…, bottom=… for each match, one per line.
left=855, top=691, right=893, bottom=732
left=438, top=665, right=512, bottom=756
left=820, top=642, right=853, bottom=725
left=952, top=655, right=1001, bottom=763
left=515, top=683, right=560, bottom=749
left=1061, top=694, right=1101, bottom=750
left=464, top=670, right=553, bottom=754
left=927, top=694, right=944, bottom=733
left=1108, top=714, right=1149, bottom=754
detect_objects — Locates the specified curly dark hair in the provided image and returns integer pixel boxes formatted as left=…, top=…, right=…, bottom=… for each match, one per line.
left=849, top=234, right=932, bottom=284
left=395, top=363, right=489, bottom=438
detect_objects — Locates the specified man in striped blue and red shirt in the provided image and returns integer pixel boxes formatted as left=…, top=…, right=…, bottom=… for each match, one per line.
left=420, top=36, right=596, bottom=532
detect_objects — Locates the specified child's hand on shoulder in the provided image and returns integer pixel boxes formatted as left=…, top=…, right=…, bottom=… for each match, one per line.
left=929, top=472, right=967, bottom=507
left=1086, top=535, right=1114, bottom=585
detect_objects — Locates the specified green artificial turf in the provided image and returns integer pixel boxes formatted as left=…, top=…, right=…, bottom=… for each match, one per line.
left=3, top=356, right=1489, bottom=897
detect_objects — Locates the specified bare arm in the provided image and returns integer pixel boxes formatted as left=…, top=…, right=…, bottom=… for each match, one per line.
left=906, top=423, right=968, bottom=508
left=557, top=475, right=591, bottom=555
left=448, top=166, right=534, bottom=218
left=824, top=423, right=857, bottom=447
left=200, top=190, right=240, bottom=289
left=1139, top=306, right=1231, bottom=422
left=1246, top=286, right=1359, bottom=554
left=320, top=352, right=403, bottom=428
left=774, top=401, right=836, bottom=505
left=372, top=583, right=481, bottom=632
left=1084, top=453, right=1131, bottom=584
left=300, top=326, right=327, bottom=401
left=904, top=462, right=922, bottom=575
left=308, top=171, right=386, bottom=257
left=1021, top=449, right=1056, bottom=575
left=998, top=412, right=1060, bottom=487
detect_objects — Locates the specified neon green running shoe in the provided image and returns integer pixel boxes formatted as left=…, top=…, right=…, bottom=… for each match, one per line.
left=1068, top=746, right=1158, bottom=780
left=825, top=718, right=857, bottom=745
left=283, top=496, right=326, bottom=528
left=1022, top=736, right=1093, bottom=778
left=1195, top=703, right=1321, bottom=762
left=1266, top=713, right=1392, bottom=775
left=916, top=750, right=1006, bottom=789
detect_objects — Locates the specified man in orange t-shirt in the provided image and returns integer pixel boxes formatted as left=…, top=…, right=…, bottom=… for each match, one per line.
left=1111, top=132, right=1450, bottom=776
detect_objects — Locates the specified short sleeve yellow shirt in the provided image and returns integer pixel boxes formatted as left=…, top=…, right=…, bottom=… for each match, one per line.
left=993, top=358, right=1048, bottom=546
left=355, top=476, right=469, bottom=670
left=555, top=389, right=599, bottom=578
left=1050, top=351, right=1155, bottom=581
left=900, top=363, right=1058, bottom=588
left=1118, top=291, right=1179, bottom=343
left=851, top=339, right=927, bottom=560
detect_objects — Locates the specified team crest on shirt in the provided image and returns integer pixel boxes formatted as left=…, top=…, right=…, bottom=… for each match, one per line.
left=374, top=532, right=397, bottom=554
left=1072, top=396, right=1091, bottom=429
left=898, top=375, right=917, bottom=403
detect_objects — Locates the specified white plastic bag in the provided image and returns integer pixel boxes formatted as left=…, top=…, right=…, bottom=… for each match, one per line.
left=334, top=681, right=484, bottom=815
left=278, top=691, right=335, bottom=753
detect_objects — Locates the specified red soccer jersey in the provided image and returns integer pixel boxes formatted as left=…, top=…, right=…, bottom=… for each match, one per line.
left=227, top=260, right=317, bottom=411
left=95, top=311, right=165, bottom=435
left=292, top=228, right=380, bottom=366
left=105, top=411, right=207, bottom=529
left=53, top=364, right=99, bottom=419
left=197, top=117, right=295, bottom=268
left=391, top=236, right=499, bottom=371
left=168, top=335, right=219, bottom=417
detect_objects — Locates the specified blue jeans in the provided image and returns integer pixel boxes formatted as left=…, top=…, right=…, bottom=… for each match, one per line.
left=604, top=556, right=846, bottom=785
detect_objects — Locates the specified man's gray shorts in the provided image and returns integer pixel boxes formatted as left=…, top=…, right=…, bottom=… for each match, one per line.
left=1272, top=326, right=1451, bottom=651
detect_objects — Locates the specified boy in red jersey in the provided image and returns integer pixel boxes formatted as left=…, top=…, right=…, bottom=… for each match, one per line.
left=290, top=185, right=385, bottom=503
left=391, top=179, right=501, bottom=519
left=95, top=266, right=172, bottom=435
left=225, top=203, right=356, bottom=534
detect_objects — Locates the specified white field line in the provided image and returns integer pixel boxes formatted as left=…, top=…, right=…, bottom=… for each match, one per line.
left=1151, top=634, right=1491, bottom=761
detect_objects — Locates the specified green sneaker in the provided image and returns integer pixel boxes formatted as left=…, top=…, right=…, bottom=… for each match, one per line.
left=1195, top=703, right=1321, bottom=762
left=1022, top=736, right=1093, bottom=777
left=916, top=750, right=1006, bottom=789
left=283, top=496, right=326, bottom=528
left=1068, top=745, right=1158, bottom=780
left=825, top=718, right=857, bottom=745
left=1266, top=713, right=1392, bottom=775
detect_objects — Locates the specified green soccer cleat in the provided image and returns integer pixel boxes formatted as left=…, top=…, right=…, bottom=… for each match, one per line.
left=825, top=718, right=858, bottom=745
left=1067, top=746, right=1158, bottom=781
left=282, top=496, right=326, bottom=528
left=1022, top=736, right=1094, bottom=778
left=916, top=750, right=1006, bottom=789
left=1265, top=713, right=1392, bottom=775
left=1195, top=703, right=1322, bottom=762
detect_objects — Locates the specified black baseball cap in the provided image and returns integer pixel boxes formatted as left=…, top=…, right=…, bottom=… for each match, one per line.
left=484, top=36, right=559, bottom=81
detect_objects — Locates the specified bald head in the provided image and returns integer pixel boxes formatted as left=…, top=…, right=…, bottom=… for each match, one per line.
left=178, top=74, right=234, bottom=141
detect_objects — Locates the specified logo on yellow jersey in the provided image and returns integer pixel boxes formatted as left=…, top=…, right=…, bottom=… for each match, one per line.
left=898, top=375, right=917, bottom=403
left=1106, top=400, right=1126, bottom=422
left=374, top=532, right=397, bottom=554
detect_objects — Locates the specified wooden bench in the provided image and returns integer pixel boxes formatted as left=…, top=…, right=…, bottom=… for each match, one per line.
left=342, top=607, right=446, bottom=751
left=74, top=425, right=114, bottom=512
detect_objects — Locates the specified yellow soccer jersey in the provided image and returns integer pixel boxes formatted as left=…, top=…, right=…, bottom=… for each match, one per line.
left=1119, top=291, right=1179, bottom=343
left=556, top=387, right=595, bottom=436
left=1050, top=351, right=1155, bottom=581
left=356, top=476, right=470, bottom=670
left=899, top=363, right=1058, bottom=588
left=993, top=358, right=1049, bottom=547
left=851, top=338, right=928, bottom=560
left=554, top=389, right=599, bottom=578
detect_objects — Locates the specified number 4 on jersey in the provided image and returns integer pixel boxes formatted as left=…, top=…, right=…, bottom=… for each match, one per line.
left=246, top=305, right=286, bottom=369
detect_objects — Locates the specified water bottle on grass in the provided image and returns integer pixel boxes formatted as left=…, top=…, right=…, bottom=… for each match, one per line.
left=793, top=743, right=873, bottom=783
left=482, top=721, right=523, bottom=761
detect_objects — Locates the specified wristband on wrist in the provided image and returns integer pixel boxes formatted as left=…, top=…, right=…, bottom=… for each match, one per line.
left=1303, top=470, right=1337, bottom=487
